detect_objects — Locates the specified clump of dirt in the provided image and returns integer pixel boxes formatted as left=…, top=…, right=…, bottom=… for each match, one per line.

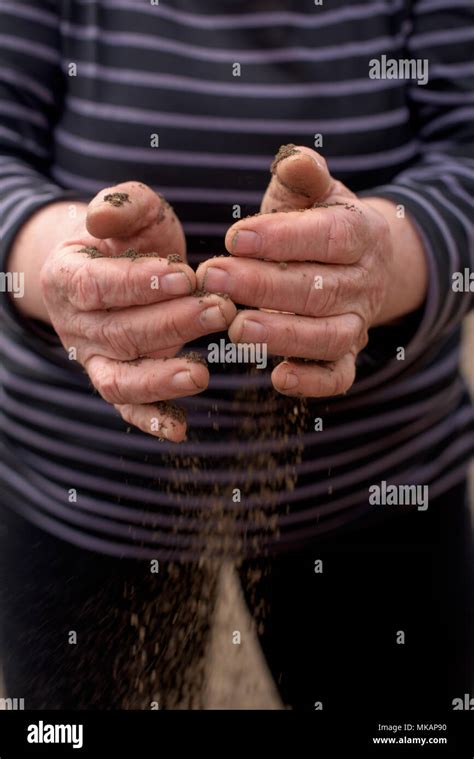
left=167, top=253, right=183, bottom=264
left=155, top=401, right=187, bottom=426
left=270, top=143, right=301, bottom=173
left=278, top=261, right=288, bottom=270
left=80, top=246, right=163, bottom=261
left=182, top=351, right=208, bottom=367
left=285, top=355, right=335, bottom=370
left=103, top=192, right=131, bottom=207
left=79, top=245, right=104, bottom=259
left=156, top=193, right=176, bottom=224
left=192, top=289, right=229, bottom=300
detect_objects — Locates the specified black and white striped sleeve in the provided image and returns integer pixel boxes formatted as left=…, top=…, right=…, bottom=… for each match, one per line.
left=360, top=0, right=474, bottom=351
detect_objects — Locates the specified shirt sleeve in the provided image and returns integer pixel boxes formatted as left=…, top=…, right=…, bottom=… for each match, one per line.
left=0, top=0, right=87, bottom=337
left=360, top=0, right=474, bottom=361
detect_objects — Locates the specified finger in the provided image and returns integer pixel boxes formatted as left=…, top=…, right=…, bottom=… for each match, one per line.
left=74, top=293, right=237, bottom=362
left=229, top=311, right=366, bottom=361
left=86, top=181, right=185, bottom=253
left=271, top=352, right=357, bottom=398
left=58, top=246, right=195, bottom=310
left=261, top=144, right=334, bottom=213
left=225, top=201, right=368, bottom=263
left=85, top=354, right=209, bottom=405
left=114, top=401, right=187, bottom=443
left=197, top=256, right=363, bottom=317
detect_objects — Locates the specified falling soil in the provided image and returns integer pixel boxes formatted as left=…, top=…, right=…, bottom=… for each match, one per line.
left=103, top=192, right=131, bottom=207
left=116, top=362, right=308, bottom=709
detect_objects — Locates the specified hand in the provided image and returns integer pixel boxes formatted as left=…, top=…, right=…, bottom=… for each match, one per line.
left=40, top=181, right=236, bottom=440
left=197, top=145, right=426, bottom=398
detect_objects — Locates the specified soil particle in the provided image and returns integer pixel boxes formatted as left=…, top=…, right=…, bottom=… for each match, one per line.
left=103, top=192, right=131, bottom=207
left=167, top=253, right=184, bottom=264
left=278, top=262, right=288, bottom=270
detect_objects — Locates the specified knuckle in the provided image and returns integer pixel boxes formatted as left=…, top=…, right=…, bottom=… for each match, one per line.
left=69, top=262, right=103, bottom=310
left=314, top=270, right=342, bottom=315
left=164, top=310, right=190, bottom=345
left=40, top=255, right=64, bottom=303
left=338, top=216, right=360, bottom=259
left=321, top=319, right=345, bottom=359
left=331, top=369, right=351, bottom=396
left=142, top=367, right=162, bottom=401
left=255, top=270, right=276, bottom=307
left=333, top=359, right=356, bottom=396
left=344, top=314, right=365, bottom=351
left=91, top=362, right=123, bottom=404
left=96, top=316, right=140, bottom=359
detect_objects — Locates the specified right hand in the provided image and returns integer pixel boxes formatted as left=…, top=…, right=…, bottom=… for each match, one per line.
left=40, top=181, right=236, bottom=441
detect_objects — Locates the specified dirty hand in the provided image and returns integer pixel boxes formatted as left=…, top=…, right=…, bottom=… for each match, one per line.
left=197, top=145, right=426, bottom=398
left=40, top=181, right=236, bottom=440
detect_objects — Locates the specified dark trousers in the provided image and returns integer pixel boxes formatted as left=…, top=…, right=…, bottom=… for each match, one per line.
left=0, top=483, right=472, bottom=712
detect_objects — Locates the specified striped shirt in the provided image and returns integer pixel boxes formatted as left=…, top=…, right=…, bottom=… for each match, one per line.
left=0, top=0, right=473, bottom=559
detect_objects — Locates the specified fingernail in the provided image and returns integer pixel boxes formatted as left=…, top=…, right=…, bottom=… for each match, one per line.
left=232, top=230, right=261, bottom=255
left=287, top=152, right=323, bottom=170
left=172, top=370, right=199, bottom=391
left=241, top=319, right=268, bottom=342
left=204, top=267, right=231, bottom=293
left=200, top=305, right=227, bottom=330
left=161, top=272, right=190, bottom=295
left=282, top=371, right=299, bottom=390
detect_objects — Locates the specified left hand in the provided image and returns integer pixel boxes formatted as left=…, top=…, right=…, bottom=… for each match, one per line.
left=196, top=145, right=395, bottom=398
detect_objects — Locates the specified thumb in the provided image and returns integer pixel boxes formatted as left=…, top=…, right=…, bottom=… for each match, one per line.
left=261, top=144, right=334, bottom=213
left=86, top=181, right=186, bottom=256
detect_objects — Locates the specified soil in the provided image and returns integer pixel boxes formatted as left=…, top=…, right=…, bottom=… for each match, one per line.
left=192, top=289, right=229, bottom=300
left=182, top=351, right=208, bottom=367
left=156, top=193, right=176, bottom=224
left=79, top=245, right=101, bottom=257
left=103, top=192, right=131, bottom=207
left=167, top=253, right=183, bottom=264
left=312, top=200, right=361, bottom=214
left=80, top=247, right=163, bottom=261
left=270, top=143, right=301, bottom=173
left=154, top=401, right=187, bottom=426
